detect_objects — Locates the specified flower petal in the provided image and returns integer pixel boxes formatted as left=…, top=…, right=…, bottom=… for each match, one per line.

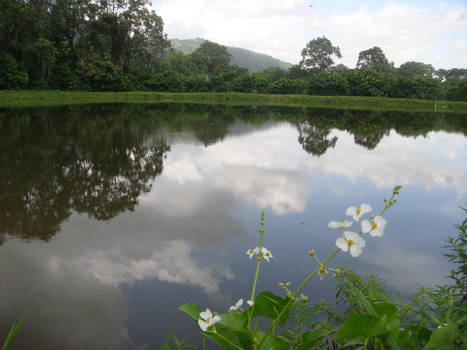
left=371, top=216, right=387, bottom=237
left=346, top=206, right=356, bottom=217
left=200, top=309, right=212, bottom=321
left=336, top=237, right=348, bottom=251
left=198, top=319, right=209, bottom=331
left=361, top=220, right=372, bottom=233
left=349, top=244, right=363, bottom=257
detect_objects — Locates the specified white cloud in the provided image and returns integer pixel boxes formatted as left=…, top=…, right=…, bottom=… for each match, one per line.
left=156, top=0, right=467, bottom=68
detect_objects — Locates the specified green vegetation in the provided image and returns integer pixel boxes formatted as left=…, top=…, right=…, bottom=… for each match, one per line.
left=1, top=91, right=467, bottom=112
left=179, top=194, right=467, bottom=349
left=1, top=0, right=465, bottom=102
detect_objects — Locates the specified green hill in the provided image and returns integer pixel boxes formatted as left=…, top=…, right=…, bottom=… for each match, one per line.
left=169, top=38, right=293, bottom=72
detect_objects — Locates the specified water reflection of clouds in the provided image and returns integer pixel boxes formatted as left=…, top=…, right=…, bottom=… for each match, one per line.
left=318, top=130, right=467, bottom=195
left=362, top=242, right=452, bottom=291
left=0, top=240, right=129, bottom=350
left=158, top=126, right=466, bottom=217
left=78, top=240, right=233, bottom=294
left=159, top=125, right=311, bottom=215
left=0, top=187, right=247, bottom=348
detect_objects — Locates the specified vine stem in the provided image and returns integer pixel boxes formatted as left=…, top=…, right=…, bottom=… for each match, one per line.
left=248, top=213, right=265, bottom=329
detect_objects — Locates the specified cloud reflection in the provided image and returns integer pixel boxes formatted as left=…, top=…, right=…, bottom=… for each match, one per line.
left=362, top=242, right=452, bottom=291
left=157, top=126, right=466, bottom=219
left=80, top=240, right=233, bottom=294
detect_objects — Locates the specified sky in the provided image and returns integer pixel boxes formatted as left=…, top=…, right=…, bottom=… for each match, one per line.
left=151, top=0, right=467, bottom=69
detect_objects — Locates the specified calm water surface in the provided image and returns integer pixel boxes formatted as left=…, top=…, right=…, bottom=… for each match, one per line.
left=0, top=104, right=466, bottom=349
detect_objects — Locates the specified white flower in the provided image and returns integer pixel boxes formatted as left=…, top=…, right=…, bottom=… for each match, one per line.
left=336, top=231, right=366, bottom=257
left=246, top=247, right=259, bottom=259
left=247, top=300, right=254, bottom=306
left=228, top=298, right=243, bottom=311
left=328, top=220, right=353, bottom=229
left=346, top=204, right=372, bottom=221
left=198, top=308, right=221, bottom=332
left=361, top=216, right=387, bottom=237
left=260, top=247, right=273, bottom=262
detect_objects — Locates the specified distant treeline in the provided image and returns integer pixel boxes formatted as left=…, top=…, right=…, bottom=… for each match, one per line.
left=0, top=0, right=465, bottom=101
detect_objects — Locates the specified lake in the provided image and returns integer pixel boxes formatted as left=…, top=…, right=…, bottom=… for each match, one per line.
left=0, top=103, right=465, bottom=349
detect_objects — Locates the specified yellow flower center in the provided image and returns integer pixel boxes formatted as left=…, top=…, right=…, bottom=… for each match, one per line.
left=348, top=239, right=355, bottom=246
left=371, top=222, right=378, bottom=229
left=319, top=267, right=327, bottom=274
left=356, top=208, right=361, bottom=215
left=206, top=317, right=211, bottom=322
left=265, top=252, right=270, bottom=256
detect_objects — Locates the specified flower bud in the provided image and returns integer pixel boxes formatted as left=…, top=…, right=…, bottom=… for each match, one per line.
left=308, top=249, right=316, bottom=257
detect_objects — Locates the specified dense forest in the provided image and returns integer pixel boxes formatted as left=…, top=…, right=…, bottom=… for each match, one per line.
left=0, top=0, right=466, bottom=100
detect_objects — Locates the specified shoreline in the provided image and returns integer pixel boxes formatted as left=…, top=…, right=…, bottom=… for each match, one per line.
left=1, top=90, right=466, bottom=113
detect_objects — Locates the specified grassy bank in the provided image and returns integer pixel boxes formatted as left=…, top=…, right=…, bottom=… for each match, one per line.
left=1, top=90, right=466, bottom=112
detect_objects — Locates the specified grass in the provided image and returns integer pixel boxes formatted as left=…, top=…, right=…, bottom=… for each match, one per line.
left=1, top=90, right=466, bottom=113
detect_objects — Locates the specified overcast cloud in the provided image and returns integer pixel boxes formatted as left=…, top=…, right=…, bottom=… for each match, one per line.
left=154, top=0, right=467, bottom=69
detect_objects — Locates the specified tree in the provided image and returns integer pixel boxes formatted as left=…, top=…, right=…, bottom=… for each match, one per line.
left=436, top=68, right=467, bottom=81
left=299, top=36, right=342, bottom=73
left=356, top=46, right=393, bottom=74
left=398, top=61, right=435, bottom=78
left=189, top=40, right=231, bottom=74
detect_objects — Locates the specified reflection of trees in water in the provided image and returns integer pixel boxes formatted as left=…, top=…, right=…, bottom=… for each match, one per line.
left=296, top=122, right=338, bottom=156
left=343, top=110, right=389, bottom=150
left=0, top=106, right=170, bottom=243
left=0, top=104, right=464, bottom=242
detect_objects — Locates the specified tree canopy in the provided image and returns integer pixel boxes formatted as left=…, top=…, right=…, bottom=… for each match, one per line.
left=299, top=36, right=342, bottom=73
left=356, top=46, right=393, bottom=74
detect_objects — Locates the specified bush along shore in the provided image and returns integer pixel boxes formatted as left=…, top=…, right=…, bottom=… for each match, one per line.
left=172, top=187, right=466, bottom=350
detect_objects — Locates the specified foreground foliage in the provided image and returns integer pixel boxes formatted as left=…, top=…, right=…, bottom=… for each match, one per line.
left=178, top=188, right=466, bottom=349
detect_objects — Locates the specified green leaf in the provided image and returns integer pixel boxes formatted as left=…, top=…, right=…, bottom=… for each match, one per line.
left=232, top=329, right=252, bottom=348
left=204, top=326, right=242, bottom=350
left=337, top=312, right=387, bottom=340
left=1, top=318, right=23, bottom=350
left=373, top=303, right=400, bottom=331
left=255, top=331, right=291, bottom=350
left=423, top=324, right=458, bottom=350
left=413, top=326, right=432, bottom=344
left=178, top=303, right=200, bottom=321
left=252, top=291, right=289, bottom=324
left=398, top=330, right=416, bottom=349
left=341, top=337, right=365, bottom=346
left=221, top=311, right=248, bottom=331
left=297, top=327, right=334, bottom=350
